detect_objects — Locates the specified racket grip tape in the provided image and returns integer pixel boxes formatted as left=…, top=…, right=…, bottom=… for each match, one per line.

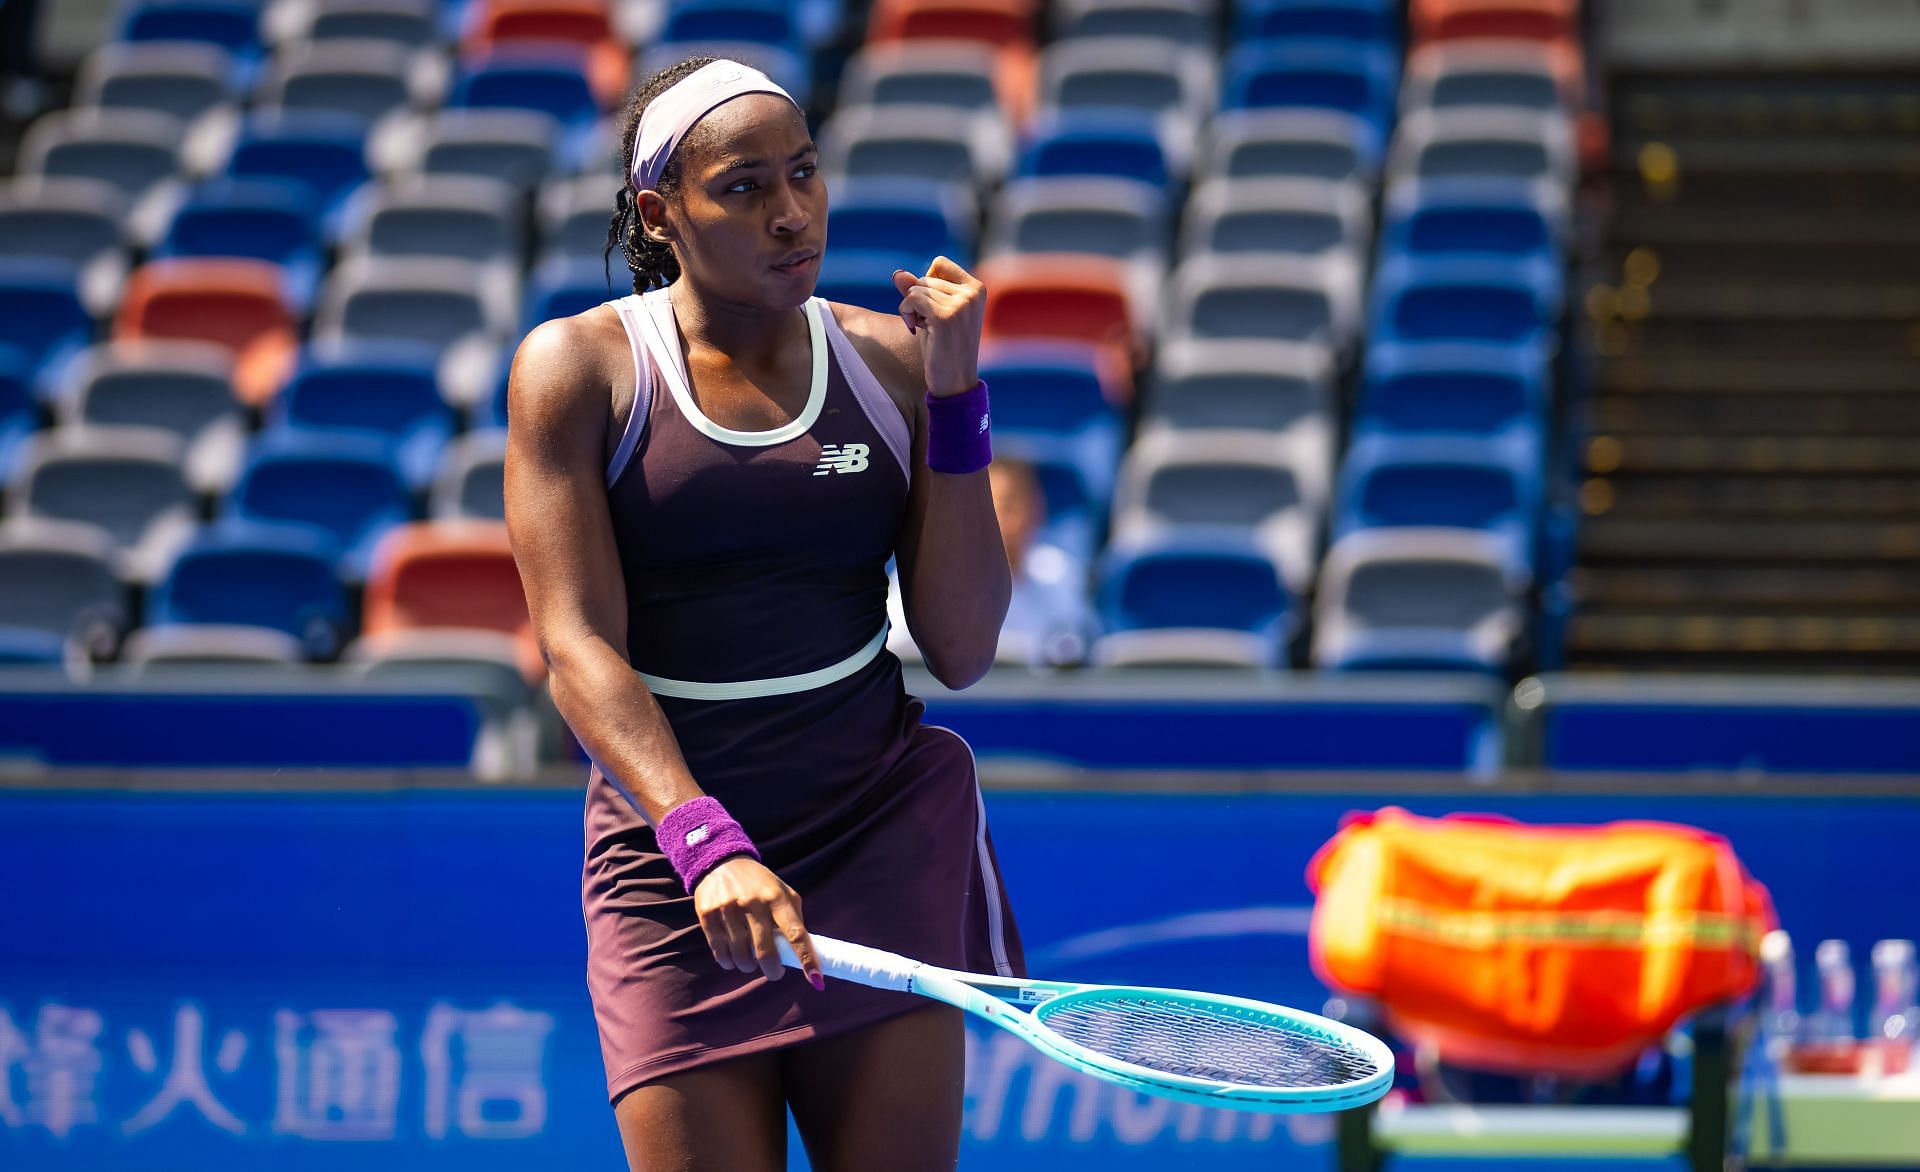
left=775, top=934, right=919, bottom=991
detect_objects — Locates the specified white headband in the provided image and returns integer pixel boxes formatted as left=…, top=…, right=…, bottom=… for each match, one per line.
left=630, top=60, right=797, bottom=192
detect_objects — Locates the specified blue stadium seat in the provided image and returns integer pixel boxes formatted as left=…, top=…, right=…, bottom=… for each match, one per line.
left=660, top=0, right=803, bottom=52
left=228, top=431, right=413, bottom=580
left=223, top=109, right=372, bottom=229
left=523, top=257, right=620, bottom=335
left=150, top=520, right=349, bottom=656
left=1333, top=433, right=1540, bottom=557
left=0, top=260, right=92, bottom=398
left=450, top=50, right=600, bottom=128
left=1368, top=255, right=1561, bottom=350
left=1015, top=111, right=1173, bottom=192
left=156, top=179, right=325, bottom=308
left=1096, top=533, right=1293, bottom=666
left=814, top=250, right=919, bottom=316
left=1382, top=178, right=1562, bottom=264
left=272, top=341, right=453, bottom=490
left=0, top=347, right=37, bottom=479
left=978, top=341, right=1121, bottom=519
left=1356, top=341, right=1546, bottom=441
left=1221, top=41, right=1399, bottom=140
left=1237, top=0, right=1399, bottom=45
left=118, top=0, right=262, bottom=57
left=827, top=180, right=972, bottom=266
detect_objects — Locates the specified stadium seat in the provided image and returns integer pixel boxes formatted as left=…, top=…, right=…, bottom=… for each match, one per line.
left=0, top=518, right=127, bottom=656
left=382, top=109, right=559, bottom=191
left=292, top=0, right=437, bottom=46
left=1355, top=341, right=1547, bottom=442
left=1333, top=432, right=1540, bottom=553
left=256, top=38, right=425, bottom=125
left=464, top=0, right=626, bottom=106
left=149, top=519, right=349, bottom=655
left=1313, top=526, right=1527, bottom=672
left=1112, top=429, right=1325, bottom=593
left=76, top=41, right=238, bottom=122
left=1146, top=337, right=1337, bottom=444
left=18, top=108, right=184, bottom=205
left=978, top=340, right=1123, bottom=510
left=450, top=47, right=601, bottom=129
left=1015, top=110, right=1177, bottom=192
left=524, top=256, right=622, bottom=332
left=1202, top=108, right=1383, bottom=186
left=343, top=174, right=523, bottom=266
left=1401, top=38, right=1582, bottom=115
left=155, top=179, right=325, bottom=309
left=1410, top=0, right=1580, bottom=48
left=837, top=41, right=1007, bottom=124
left=1094, top=531, right=1295, bottom=668
left=1166, top=253, right=1363, bottom=352
left=344, top=628, right=541, bottom=733
left=1055, top=0, right=1211, bottom=45
left=813, top=249, right=923, bottom=315
left=634, top=42, right=813, bottom=109
left=113, top=258, right=298, bottom=407
left=1221, top=40, right=1399, bottom=140
left=1387, top=107, right=1575, bottom=188
left=537, top=174, right=624, bottom=266
left=820, top=104, right=1010, bottom=196
left=431, top=428, right=506, bottom=520
left=1381, top=177, right=1564, bottom=264
left=977, top=254, right=1139, bottom=398
left=985, top=176, right=1167, bottom=324
left=869, top=0, right=1036, bottom=49
left=0, top=177, right=130, bottom=317
left=1180, top=177, right=1372, bottom=260
left=1038, top=36, right=1213, bottom=166
left=313, top=255, right=517, bottom=405
left=118, top=0, right=263, bottom=57
left=1367, top=254, right=1561, bottom=349
left=361, top=520, right=540, bottom=679
left=0, top=349, right=38, bottom=482
left=661, top=0, right=803, bottom=53
left=222, top=109, right=373, bottom=226
left=829, top=179, right=974, bottom=266
left=227, top=431, right=413, bottom=580
left=0, top=260, right=94, bottom=397
left=1237, top=0, right=1400, bottom=45
left=273, top=340, right=453, bottom=489
left=57, top=340, right=243, bottom=491
left=121, top=623, right=307, bottom=671
left=6, top=426, right=196, bottom=581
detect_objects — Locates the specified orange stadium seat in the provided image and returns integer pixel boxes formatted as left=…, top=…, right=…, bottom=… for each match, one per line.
left=978, top=254, right=1138, bottom=402
left=868, top=0, right=1038, bottom=127
left=1410, top=0, right=1581, bottom=48
left=361, top=519, right=542, bottom=679
left=464, top=0, right=628, bottom=107
left=113, top=259, right=298, bottom=406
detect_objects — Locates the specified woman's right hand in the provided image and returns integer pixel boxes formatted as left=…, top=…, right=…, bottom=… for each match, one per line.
left=693, top=856, right=824, bottom=989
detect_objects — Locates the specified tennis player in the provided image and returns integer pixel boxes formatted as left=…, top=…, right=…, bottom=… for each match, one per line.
left=504, top=56, right=1027, bottom=1171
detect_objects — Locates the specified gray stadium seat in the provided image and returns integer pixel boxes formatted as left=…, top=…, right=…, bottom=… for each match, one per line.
left=57, top=341, right=244, bottom=493
left=819, top=104, right=1010, bottom=198
left=19, top=108, right=185, bottom=205
left=313, top=256, right=516, bottom=406
left=537, top=174, right=622, bottom=266
left=0, top=177, right=131, bottom=316
left=636, top=43, right=812, bottom=108
left=372, top=109, right=559, bottom=191
left=265, top=0, right=438, bottom=47
left=1145, top=337, right=1336, bottom=440
left=1202, top=109, right=1380, bottom=187
left=76, top=41, right=238, bottom=122
left=342, top=174, right=523, bottom=266
left=121, top=623, right=307, bottom=673
left=1166, top=253, right=1363, bottom=352
left=985, top=176, right=1169, bottom=327
left=1388, top=108, right=1576, bottom=189
left=0, top=518, right=127, bottom=655
left=838, top=41, right=1003, bottom=119
left=1401, top=41, right=1577, bottom=117
left=1055, top=0, right=1213, bottom=46
left=1038, top=36, right=1214, bottom=170
left=345, top=627, right=542, bottom=774
left=8, top=426, right=198, bottom=581
left=256, top=38, right=434, bottom=125
left=431, top=428, right=506, bottom=520
left=1312, top=527, right=1528, bottom=673
left=1181, top=177, right=1372, bottom=262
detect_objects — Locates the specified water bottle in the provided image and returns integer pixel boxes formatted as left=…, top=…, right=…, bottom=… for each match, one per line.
left=1759, top=930, right=1799, bottom=1053
left=1793, top=939, right=1859, bottom=1073
left=1867, top=939, right=1918, bottom=1076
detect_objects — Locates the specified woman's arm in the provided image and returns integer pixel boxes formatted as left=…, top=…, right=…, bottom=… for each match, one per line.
left=504, top=314, right=820, bottom=987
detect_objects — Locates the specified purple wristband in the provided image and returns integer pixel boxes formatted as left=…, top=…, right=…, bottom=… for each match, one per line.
left=656, top=796, right=760, bottom=895
left=925, top=379, right=992, bottom=474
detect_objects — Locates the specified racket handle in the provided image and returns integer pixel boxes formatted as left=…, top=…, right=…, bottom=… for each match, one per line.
left=776, top=933, right=920, bottom=991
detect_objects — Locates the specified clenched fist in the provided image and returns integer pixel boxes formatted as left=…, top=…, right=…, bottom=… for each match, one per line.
left=892, top=256, right=985, bottom=399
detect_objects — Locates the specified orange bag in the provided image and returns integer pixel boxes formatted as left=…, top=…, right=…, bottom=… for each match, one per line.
left=1307, top=808, right=1775, bottom=1077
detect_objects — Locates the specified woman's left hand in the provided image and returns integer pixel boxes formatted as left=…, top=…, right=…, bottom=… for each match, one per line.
left=892, top=257, right=985, bottom=399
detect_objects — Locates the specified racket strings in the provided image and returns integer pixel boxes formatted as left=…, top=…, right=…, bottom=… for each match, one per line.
left=1037, top=995, right=1382, bottom=1089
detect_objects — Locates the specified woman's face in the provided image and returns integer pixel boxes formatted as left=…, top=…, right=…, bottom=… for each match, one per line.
left=643, top=93, right=826, bottom=310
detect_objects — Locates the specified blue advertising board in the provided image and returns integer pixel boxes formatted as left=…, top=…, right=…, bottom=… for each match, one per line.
left=2, top=785, right=1914, bottom=1170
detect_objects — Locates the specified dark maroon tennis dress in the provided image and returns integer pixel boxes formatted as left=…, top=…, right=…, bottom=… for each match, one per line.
left=581, top=287, right=1025, bottom=1102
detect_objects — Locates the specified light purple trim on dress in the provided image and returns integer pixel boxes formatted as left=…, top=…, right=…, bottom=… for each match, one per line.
left=604, top=294, right=655, bottom=488
left=818, top=305, right=912, bottom=483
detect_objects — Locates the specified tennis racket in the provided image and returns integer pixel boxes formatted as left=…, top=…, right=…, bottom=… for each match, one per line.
left=776, top=933, right=1392, bottom=1114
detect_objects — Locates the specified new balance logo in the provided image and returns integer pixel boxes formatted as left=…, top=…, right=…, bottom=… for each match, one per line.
left=813, top=443, right=870, bottom=476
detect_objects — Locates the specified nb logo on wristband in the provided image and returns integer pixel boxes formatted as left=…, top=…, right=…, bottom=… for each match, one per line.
left=685, top=825, right=711, bottom=847
left=813, top=443, right=870, bottom=476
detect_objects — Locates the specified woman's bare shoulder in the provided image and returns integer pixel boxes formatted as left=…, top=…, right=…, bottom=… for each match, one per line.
left=824, top=301, right=925, bottom=421
left=509, top=303, right=630, bottom=434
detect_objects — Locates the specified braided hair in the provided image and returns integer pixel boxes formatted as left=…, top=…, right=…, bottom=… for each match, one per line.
left=605, top=55, right=723, bottom=293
